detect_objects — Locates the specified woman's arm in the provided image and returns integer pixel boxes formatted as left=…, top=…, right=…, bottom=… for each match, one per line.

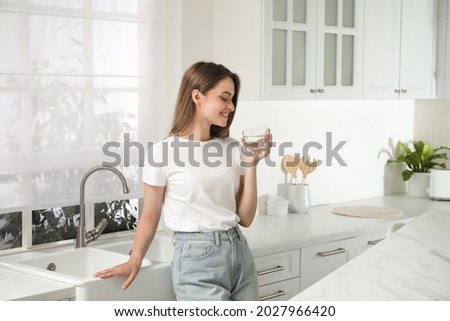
left=94, top=183, right=165, bottom=289
left=236, top=167, right=258, bottom=227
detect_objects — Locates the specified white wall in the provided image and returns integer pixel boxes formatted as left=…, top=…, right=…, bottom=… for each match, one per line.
left=230, top=100, right=414, bottom=207
left=165, top=0, right=213, bottom=121
left=415, top=99, right=450, bottom=146
left=414, top=99, right=450, bottom=167
left=211, top=0, right=262, bottom=99
left=182, top=0, right=212, bottom=68
left=165, top=0, right=262, bottom=101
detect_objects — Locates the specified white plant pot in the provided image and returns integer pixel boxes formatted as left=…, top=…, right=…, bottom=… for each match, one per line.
left=407, top=172, right=430, bottom=197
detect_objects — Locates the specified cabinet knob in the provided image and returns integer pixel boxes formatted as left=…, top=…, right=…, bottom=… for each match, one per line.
left=317, top=88, right=325, bottom=93
left=394, top=89, right=401, bottom=94
left=310, top=89, right=317, bottom=94
left=401, top=89, right=407, bottom=93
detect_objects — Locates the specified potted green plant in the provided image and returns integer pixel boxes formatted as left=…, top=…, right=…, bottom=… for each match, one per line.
left=387, top=140, right=450, bottom=197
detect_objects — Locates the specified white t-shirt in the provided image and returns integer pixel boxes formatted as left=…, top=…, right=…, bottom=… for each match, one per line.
left=142, top=135, right=243, bottom=232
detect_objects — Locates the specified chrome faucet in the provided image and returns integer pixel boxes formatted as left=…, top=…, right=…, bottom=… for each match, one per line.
left=76, top=165, right=130, bottom=248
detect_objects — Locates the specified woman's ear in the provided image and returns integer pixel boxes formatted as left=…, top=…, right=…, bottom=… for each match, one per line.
left=191, top=89, right=202, bottom=106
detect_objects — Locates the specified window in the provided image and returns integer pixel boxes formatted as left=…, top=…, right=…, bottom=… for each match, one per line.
left=0, top=211, right=22, bottom=250
left=31, top=198, right=138, bottom=245
left=0, top=0, right=168, bottom=252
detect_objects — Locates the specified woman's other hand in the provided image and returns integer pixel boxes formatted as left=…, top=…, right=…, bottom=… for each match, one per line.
left=94, top=257, right=142, bottom=290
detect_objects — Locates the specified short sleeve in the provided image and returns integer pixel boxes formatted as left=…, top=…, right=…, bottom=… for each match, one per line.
left=237, top=144, right=246, bottom=175
left=142, top=144, right=167, bottom=186
left=226, top=137, right=246, bottom=176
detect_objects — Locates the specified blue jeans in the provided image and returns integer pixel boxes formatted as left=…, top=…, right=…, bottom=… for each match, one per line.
left=171, top=227, right=259, bottom=301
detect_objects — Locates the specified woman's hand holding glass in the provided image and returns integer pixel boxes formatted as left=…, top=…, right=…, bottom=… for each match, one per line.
left=241, top=126, right=272, bottom=167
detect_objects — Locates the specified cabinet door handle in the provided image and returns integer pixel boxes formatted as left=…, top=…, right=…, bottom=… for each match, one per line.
left=401, top=89, right=407, bottom=93
left=257, top=265, right=284, bottom=276
left=394, top=89, right=400, bottom=93
left=317, top=248, right=346, bottom=257
left=310, top=89, right=317, bottom=94
left=259, top=290, right=286, bottom=301
left=317, top=88, right=324, bottom=93
left=367, top=238, right=384, bottom=246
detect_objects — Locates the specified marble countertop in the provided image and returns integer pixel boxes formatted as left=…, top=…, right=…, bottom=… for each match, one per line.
left=243, top=194, right=449, bottom=257
left=290, top=209, right=450, bottom=300
left=1, top=193, right=448, bottom=300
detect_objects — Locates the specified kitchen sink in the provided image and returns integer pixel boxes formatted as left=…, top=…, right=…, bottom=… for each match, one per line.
left=96, top=230, right=174, bottom=263
left=8, top=247, right=150, bottom=280
left=0, top=244, right=175, bottom=300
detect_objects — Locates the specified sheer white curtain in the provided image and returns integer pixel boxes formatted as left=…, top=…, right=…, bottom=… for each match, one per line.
left=0, top=0, right=168, bottom=248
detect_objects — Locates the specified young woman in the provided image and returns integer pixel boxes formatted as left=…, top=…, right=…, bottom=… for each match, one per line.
left=94, top=61, right=271, bottom=300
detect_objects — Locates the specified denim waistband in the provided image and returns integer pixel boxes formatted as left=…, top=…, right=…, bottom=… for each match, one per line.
left=173, top=226, right=243, bottom=247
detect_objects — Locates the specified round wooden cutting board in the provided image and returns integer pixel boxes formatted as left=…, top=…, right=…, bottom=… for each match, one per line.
left=330, top=206, right=404, bottom=218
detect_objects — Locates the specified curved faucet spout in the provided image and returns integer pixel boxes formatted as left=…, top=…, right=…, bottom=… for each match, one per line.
left=76, top=165, right=130, bottom=248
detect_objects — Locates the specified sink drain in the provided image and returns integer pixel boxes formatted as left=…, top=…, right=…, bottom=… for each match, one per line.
left=47, top=263, right=56, bottom=272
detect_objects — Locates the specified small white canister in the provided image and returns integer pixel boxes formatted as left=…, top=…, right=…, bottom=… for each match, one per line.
left=265, top=194, right=289, bottom=216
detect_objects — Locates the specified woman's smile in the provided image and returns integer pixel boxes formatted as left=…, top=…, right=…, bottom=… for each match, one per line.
left=220, top=111, right=229, bottom=120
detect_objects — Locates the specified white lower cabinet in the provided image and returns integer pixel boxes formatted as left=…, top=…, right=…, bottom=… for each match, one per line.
left=348, top=230, right=386, bottom=260
left=300, top=238, right=354, bottom=291
left=253, top=228, right=390, bottom=298
left=299, top=229, right=388, bottom=292
left=254, top=249, right=300, bottom=301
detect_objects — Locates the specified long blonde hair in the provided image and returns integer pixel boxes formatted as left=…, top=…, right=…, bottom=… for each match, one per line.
left=169, top=61, right=240, bottom=138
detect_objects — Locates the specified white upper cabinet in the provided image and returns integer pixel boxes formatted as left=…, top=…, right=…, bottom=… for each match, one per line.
left=363, top=0, right=437, bottom=99
left=263, top=0, right=364, bottom=100
left=437, top=0, right=450, bottom=98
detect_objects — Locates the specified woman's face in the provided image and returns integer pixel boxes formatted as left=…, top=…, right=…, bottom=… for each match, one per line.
left=195, top=77, right=235, bottom=128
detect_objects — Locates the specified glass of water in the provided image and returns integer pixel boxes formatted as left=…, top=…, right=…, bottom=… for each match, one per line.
left=242, top=125, right=268, bottom=152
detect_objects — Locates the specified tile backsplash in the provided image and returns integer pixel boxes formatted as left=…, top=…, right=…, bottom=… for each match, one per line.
left=231, top=99, right=415, bottom=206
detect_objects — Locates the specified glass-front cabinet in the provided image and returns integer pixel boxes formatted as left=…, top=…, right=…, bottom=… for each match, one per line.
left=263, top=0, right=363, bottom=99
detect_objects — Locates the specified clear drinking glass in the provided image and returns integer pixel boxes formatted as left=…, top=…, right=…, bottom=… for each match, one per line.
left=242, top=125, right=268, bottom=152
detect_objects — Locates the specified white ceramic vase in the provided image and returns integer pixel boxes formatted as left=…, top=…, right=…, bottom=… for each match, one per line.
left=407, top=172, right=430, bottom=197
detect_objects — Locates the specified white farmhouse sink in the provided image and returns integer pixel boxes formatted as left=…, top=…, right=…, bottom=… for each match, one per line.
left=97, top=231, right=174, bottom=263
left=10, top=247, right=149, bottom=280
left=0, top=247, right=175, bottom=301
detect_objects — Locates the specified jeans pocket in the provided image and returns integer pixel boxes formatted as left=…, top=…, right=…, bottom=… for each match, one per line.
left=181, top=240, right=215, bottom=261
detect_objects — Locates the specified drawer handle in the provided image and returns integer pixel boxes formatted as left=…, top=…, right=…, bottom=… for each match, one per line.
left=257, top=265, right=284, bottom=276
left=317, top=248, right=346, bottom=257
left=259, top=290, right=286, bottom=301
left=367, top=238, right=384, bottom=246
